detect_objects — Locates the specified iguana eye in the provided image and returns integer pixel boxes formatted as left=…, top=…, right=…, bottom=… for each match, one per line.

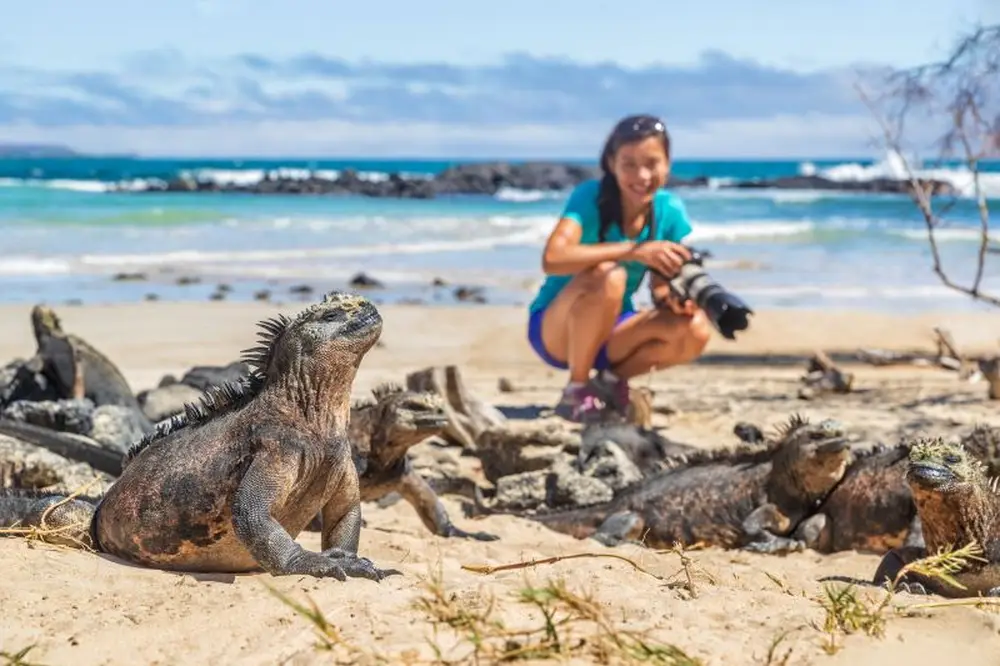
left=944, top=454, right=961, bottom=464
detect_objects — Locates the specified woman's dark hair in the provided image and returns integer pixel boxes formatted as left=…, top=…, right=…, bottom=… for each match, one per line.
left=596, top=114, right=671, bottom=242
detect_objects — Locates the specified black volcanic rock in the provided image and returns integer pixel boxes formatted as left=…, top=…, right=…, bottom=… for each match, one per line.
left=117, top=161, right=954, bottom=199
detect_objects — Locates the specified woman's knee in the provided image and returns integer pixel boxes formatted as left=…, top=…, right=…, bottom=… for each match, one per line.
left=575, top=261, right=627, bottom=299
left=647, top=310, right=712, bottom=364
left=686, top=310, right=713, bottom=353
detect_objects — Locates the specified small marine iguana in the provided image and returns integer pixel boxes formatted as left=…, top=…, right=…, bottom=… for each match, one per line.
left=345, top=382, right=499, bottom=541
left=0, top=292, right=399, bottom=581
left=873, top=436, right=1000, bottom=598
left=487, top=415, right=852, bottom=553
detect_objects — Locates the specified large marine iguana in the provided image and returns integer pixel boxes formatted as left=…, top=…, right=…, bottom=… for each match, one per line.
left=792, top=424, right=1000, bottom=555
left=872, top=436, right=1000, bottom=598
left=2, top=305, right=153, bottom=433
left=0, top=292, right=399, bottom=582
left=478, top=415, right=852, bottom=553
left=791, top=441, right=921, bottom=554
left=345, top=382, right=499, bottom=541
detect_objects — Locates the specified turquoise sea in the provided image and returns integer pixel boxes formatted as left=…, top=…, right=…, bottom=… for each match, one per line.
left=2, top=153, right=999, bottom=313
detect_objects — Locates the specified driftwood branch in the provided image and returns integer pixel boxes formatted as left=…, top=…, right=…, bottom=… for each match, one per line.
left=854, top=24, right=1000, bottom=307
left=798, top=350, right=854, bottom=400
left=405, top=365, right=507, bottom=450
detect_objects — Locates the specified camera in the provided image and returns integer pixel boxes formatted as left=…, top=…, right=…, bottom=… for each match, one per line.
left=654, top=247, right=753, bottom=340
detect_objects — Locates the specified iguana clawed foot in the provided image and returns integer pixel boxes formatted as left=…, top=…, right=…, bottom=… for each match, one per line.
left=318, top=547, right=402, bottom=581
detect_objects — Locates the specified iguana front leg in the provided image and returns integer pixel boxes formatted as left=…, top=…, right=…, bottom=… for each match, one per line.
left=319, top=460, right=402, bottom=581
left=875, top=545, right=1000, bottom=598
left=397, top=467, right=499, bottom=541
left=792, top=512, right=831, bottom=552
left=231, top=451, right=396, bottom=581
left=591, top=511, right=645, bottom=547
left=739, top=503, right=806, bottom=554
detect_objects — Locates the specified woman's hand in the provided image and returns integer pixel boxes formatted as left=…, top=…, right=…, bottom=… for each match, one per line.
left=662, top=294, right=699, bottom=317
left=650, top=273, right=699, bottom=317
left=627, top=241, right=691, bottom=277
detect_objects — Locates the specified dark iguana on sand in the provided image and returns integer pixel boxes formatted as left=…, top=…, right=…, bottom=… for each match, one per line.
left=0, top=292, right=398, bottom=581
left=345, top=382, right=498, bottom=541
left=4, top=305, right=153, bottom=432
left=792, top=424, right=1000, bottom=555
left=791, top=441, right=922, bottom=554
left=872, top=436, right=1000, bottom=598
left=508, top=415, right=852, bottom=553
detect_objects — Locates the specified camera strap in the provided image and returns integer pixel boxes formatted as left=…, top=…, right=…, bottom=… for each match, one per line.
left=640, top=203, right=672, bottom=307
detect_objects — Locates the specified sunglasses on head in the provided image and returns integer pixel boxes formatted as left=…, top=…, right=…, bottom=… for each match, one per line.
left=612, top=115, right=667, bottom=139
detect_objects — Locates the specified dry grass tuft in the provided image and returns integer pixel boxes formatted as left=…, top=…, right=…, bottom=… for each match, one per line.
left=0, top=645, right=45, bottom=666
left=813, top=541, right=997, bottom=654
left=0, top=479, right=101, bottom=551
left=265, top=562, right=703, bottom=665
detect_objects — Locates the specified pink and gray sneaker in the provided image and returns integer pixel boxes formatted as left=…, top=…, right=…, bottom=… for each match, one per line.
left=591, top=370, right=631, bottom=415
left=553, top=382, right=604, bottom=423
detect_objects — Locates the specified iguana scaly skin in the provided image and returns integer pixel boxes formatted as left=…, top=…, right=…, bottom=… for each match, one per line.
left=347, top=382, right=499, bottom=541
left=508, top=415, right=853, bottom=553
left=0, top=292, right=398, bottom=581
left=873, top=436, right=1000, bottom=598
left=0, top=488, right=101, bottom=548
left=22, top=305, right=153, bottom=432
left=793, top=425, right=1000, bottom=555
left=793, top=442, right=921, bottom=554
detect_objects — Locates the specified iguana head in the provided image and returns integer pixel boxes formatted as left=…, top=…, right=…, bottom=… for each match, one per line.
left=906, top=436, right=989, bottom=493
left=30, top=304, right=63, bottom=342
left=771, top=414, right=852, bottom=501
left=904, top=436, right=999, bottom=554
left=351, top=383, right=448, bottom=469
left=242, top=291, right=383, bottom=378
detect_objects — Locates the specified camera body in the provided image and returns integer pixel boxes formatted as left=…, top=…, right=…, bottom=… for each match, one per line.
left=655, top=248, right=753, bottom=340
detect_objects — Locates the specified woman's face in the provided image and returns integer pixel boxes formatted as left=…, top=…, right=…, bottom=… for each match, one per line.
left=609, top=135, right=670, bottom=211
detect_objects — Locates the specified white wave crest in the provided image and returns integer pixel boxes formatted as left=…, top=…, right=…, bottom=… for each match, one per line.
left=890, top=227, right=1000, bottom=242
left=801, top=151, right=1000, bottom=199
left=0, top=257, right=73, bottom=275
left=0, top=177, right=113, bottom=193
left=72, top=230, right=547, bottom=269
left=493, top=187, right=568, bottom=202
left=734, top=284, right=981, bottom=301
left=686, top=221, right=816, bottom=242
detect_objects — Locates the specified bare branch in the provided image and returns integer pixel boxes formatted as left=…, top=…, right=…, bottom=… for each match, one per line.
left=855, top=23, right=1000, bottom=307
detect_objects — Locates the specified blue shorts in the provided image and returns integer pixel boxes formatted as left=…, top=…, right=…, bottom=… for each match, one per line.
left=527, top=307, right=637, bottom=371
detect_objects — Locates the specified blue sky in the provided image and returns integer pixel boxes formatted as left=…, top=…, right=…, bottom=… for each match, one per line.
left=0, top=0, right=994, bottom=158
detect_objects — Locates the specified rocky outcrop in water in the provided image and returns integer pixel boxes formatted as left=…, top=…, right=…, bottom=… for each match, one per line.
left=119, top=161, right=955, bottom=199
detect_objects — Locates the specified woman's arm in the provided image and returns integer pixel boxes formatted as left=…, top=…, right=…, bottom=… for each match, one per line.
left=540, top=218, right=637, bottom=275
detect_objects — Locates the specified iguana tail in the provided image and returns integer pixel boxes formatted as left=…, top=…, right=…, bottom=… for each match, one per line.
left=469, top=486, right=618, bottom=540
left=0, top=488, right=100, bottom=549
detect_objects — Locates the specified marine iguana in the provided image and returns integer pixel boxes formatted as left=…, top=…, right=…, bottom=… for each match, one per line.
left=483, top=415, right=852, bottom=553
left=3, top=305, right=153, bottom=433
left=345, top=382, right=499, bottom=541
left=791, top=441, right=921, bottom=554
left=794, top=424, right=1000, bottom=555
left=872, top=436, right=1000, bottom=598
left=0, top=292, right=399, bottom=582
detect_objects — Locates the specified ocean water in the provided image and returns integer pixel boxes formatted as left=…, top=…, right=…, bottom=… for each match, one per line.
left=2, top=153, right=1000, bottom=314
